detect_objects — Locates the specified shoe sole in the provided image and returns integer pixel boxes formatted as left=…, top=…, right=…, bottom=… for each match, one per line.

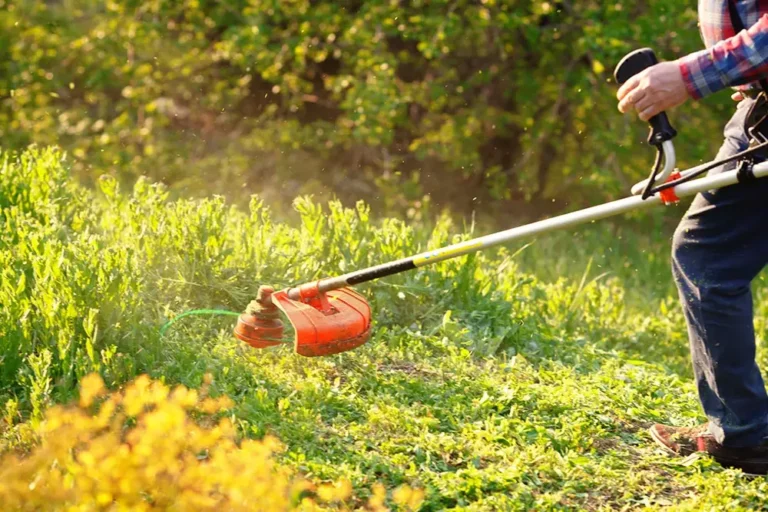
left=649, top=426, right=765, bottom=477
left=648, top=425, right=679, bottom=456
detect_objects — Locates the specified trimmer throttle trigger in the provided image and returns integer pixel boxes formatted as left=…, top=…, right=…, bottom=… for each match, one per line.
left=614, top=48, right=678, bottom=146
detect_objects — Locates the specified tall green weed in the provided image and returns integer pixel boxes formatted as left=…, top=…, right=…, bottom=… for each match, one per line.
left=0, top=147, right=694, bottom=409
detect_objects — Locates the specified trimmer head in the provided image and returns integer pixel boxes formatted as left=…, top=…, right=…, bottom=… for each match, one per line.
left=235, top=283, right=372, bottom=357
left=234, top=286, right=285, bottom=349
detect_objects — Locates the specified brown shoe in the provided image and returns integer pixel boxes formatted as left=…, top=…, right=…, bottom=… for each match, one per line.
left=649, top=423, right=711, bottom=456
left=650, top=423, right=768, bottom=476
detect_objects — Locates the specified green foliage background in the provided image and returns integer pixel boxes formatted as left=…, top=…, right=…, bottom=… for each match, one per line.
left=0, top=0, right=737, bottom=216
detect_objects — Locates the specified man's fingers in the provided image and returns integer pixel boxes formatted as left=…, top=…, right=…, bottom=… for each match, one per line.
left=617, top=75, right=640, bottom=101
left=638, top=105, right=661, bottom=122
left=618, top=88, right=646, bottom=114
left=634, top=95, right=655, bottom=113
left=732, top=92, right=745, bottom=101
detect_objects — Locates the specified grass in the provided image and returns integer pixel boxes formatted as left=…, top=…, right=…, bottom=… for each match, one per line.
left=3, top=147, right=768, bottom=510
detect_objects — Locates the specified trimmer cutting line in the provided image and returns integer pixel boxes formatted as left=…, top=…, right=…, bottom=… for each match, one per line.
left=234, top=48, right=768, bottom=357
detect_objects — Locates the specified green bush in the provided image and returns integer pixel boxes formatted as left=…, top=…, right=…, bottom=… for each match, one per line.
left=0, top=1, right=737, bottom=215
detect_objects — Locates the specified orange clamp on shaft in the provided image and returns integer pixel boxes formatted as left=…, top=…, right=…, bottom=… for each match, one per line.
left=659, top=171, right=682, bottom=205
left=298, top=281, right=335, bottom=314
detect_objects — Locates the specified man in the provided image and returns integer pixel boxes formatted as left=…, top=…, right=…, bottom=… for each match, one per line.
left=617, top=1, right=768, bottom=475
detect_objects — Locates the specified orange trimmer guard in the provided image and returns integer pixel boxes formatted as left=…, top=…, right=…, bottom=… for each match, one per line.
left=271, top=286, right=372, bottom=357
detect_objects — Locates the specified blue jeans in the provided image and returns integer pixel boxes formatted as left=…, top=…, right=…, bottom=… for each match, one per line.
left=672, top=97, right=768, bottom=447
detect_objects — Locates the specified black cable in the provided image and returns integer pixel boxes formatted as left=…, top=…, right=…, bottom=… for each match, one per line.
left=641, top=147, right=664, bottom=199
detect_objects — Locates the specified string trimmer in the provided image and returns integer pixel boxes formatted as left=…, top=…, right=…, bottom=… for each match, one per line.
left=235, top=48, right=768, bottom=357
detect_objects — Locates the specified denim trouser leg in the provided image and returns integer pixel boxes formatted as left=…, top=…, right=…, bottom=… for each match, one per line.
left=672, top=98, right=768, bottom=447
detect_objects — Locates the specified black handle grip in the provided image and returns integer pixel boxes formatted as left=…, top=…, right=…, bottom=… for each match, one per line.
left=614, top=48, right=677, bottom=146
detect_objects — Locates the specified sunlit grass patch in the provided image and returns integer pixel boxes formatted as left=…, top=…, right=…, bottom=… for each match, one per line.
left=3, top=147, right=768, bottom=509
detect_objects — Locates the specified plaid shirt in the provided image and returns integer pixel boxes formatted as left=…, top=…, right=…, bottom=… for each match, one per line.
left=678, top=0, right=768, bottom=99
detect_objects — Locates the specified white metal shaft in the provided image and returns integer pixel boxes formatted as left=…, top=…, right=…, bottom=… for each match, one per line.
left=405, top=159, right=768, bottom=267
left=412, top=195, right=660, bottom=266
left=290, top=159, right=768, bottom=299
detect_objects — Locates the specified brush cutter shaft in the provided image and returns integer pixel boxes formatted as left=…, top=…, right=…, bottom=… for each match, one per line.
left=287, top=160, right=768, bottom=300
left=243, top=47, right=759, bottom=358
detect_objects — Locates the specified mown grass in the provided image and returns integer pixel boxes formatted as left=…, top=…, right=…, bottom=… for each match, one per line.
left=3, top=147, right=768, bottom=510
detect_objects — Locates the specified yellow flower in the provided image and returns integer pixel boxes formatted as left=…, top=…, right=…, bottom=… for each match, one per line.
left=79, top=373, right=106, bottom=408
left=392, top=485, right=425, bottom=511
left=170, top=385, right=199, bottom=408
left=197, top=395, right=233, bottom=414
left=368, top=483, right=387, bottom=510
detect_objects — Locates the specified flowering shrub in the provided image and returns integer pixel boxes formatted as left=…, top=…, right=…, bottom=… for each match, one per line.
left=0, top=374, right=423, bottom=511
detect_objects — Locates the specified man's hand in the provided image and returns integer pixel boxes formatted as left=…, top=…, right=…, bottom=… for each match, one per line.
left=617, top=61, right=689, bottom=121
